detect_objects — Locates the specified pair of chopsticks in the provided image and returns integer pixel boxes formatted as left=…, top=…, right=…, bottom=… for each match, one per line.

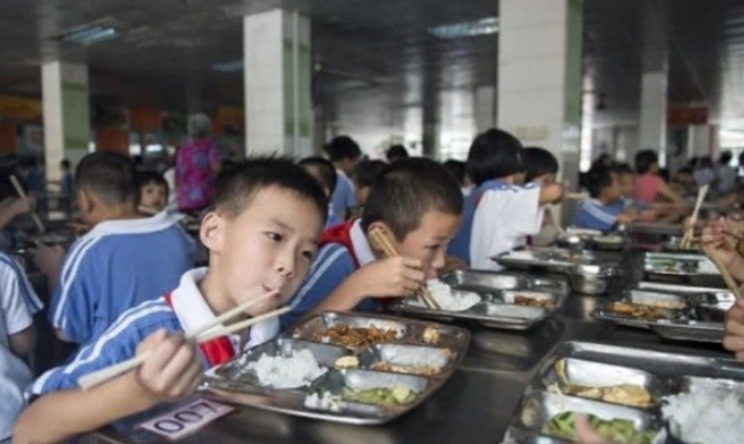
left=78, top=291, right=289, bottom=391
left=681, top=185, right=709, bottom=249
left=562, top=192, right=589, bottom=200
left=368, top=227, right=440, bottom=310
left=9, top=174, right=46, bottom=233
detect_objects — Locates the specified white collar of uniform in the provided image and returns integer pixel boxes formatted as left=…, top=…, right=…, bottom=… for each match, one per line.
left=86, top=211, right=177, bottom=239
left=350, top=219, right=375, bottom=266
left=170, top=267, right=278, bottom=350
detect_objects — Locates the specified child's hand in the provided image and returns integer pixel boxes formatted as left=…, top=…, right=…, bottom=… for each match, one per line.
left=134, top=329, right=203, bottom=403
left=724, top=298, right=744, bottom=361
left=701, top=218, right=735, bottom=268
left=350, top=257, right=425, bottom=299
left=4, top=196, right=36, bottom=218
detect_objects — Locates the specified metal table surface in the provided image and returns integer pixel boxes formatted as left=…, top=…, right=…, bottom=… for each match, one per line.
left=88, top=250, right=730, bottom=444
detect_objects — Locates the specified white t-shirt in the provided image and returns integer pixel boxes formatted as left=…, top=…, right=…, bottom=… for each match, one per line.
left=469, top=184, right=542, bottom=270
left=0, top=253, right=43, bottom=440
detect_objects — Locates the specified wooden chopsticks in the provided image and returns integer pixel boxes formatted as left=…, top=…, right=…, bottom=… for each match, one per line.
left=681, top=185, right=709, bottom=249
left=78, top=290, right=284, bottom=391
left=368, top=227, right=440, bottom=310
left=9, top=174, right=46, bottom=233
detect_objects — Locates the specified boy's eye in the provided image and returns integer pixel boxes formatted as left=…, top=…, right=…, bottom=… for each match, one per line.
left=301, top=250, right=315, bottom=261
left=266, top=232, right=283, bottom=242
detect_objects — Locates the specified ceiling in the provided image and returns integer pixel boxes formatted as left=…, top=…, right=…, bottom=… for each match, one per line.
left=0, top=0, right=741, bottom=129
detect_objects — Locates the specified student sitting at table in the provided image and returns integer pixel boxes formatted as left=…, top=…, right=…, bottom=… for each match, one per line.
left=0, top=251, right=43, bottom=444
left=14, top=157, right=329, bottom=444
left=352, top=159, right=386, bottom=209
left=136, top=170, right=169, bottom=215
left=573, top=165, right=639, bottom=232
left=281, top=158, right=463, bottom=328
left=30, top=152, right=195, bottom=346
left=450, top=129, right=564, bottom=269
left=298, top=156, right=341, bottom=228
left=523, top=146, right=561, bottom=246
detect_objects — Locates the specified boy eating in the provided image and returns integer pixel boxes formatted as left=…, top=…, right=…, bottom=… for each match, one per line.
left=281, top=158, right=463, bottom=327
left=31, top=152, right=194, bottom=345
left=15, top=157, right=328, bottom=444
left=573, top=165, right=639, bottom=231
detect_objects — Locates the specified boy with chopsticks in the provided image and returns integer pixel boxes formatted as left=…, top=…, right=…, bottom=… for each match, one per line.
left=280, top=158, right=463, bottom=328
left=14, top=158, right=328, bottom=444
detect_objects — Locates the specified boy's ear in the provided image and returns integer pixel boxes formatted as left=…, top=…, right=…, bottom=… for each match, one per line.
left=76, top=190, right=94, bottom=215
left=200, top=211, right=224, bottom=253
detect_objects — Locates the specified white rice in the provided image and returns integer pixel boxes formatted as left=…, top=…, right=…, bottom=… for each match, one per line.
left=247, top=349, right=327, bottom=389
left=421, top=279, right=481, bottom=311
left=662, top=379, right=744, bottom=444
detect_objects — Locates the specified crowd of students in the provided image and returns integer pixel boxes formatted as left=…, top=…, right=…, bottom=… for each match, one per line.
left=2, top=121, right=744, bottom=443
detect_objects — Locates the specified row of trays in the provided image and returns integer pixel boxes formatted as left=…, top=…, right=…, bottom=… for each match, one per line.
left=504, top=341, right=744, bottom=444
left=204, top=311, right=470, bottom=425
left=390, top=270, right=569, bottom=330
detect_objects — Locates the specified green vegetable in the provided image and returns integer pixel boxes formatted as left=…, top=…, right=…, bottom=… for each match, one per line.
left=341, top=386, right=418, bottom=406
left=544, top=412, right=656, bottom=444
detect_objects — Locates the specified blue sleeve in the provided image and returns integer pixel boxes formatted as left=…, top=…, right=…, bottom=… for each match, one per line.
left=573, top=206, right=614, bottom=231
left=280, top=245, right=356, bottom=329
left=343, top=179, right=357, bottom=208
left=30, top=300, right=180, bottom=396
left=48, top=242, right=100, bottom=344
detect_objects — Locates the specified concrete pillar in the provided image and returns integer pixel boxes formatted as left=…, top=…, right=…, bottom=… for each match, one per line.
left=498, top=0, right=583, bottom=193
left=42, top=60, right=91, bottom=182
left=244, top=9, right=312, bottom=157
left=638, top=0, right=669, bottom=165
left=474, top=85, right=496, bottom=134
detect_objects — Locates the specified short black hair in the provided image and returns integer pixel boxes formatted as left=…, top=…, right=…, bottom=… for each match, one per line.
left=75, top=152, right=138, bottom=206
left=634, top=149, right=658, bottom=174
left=354, top=160, right=386, bottom=189
left=442, top=160, right=467, bottom=186
left=523, top=147, right=559, bottom=183
left=60, top=159, right=71, bottom=170
left=584, top=165, right=615, bottom=198
left=361, top=158, right=463, bottom=241
left=613, top=163, right=634, bottom=176
left=298, top=156, right=337, bottom=194
left=137, top=170, right=169, bottom=199
left=324, top=136, right=362, bottom=162
left=720, top=150, right=733, bottom=165
left=466, top=128, right=524, bottom=186
left=213, top=157, right=328, bottom=222
left=386, top=144, right=409, bottom=162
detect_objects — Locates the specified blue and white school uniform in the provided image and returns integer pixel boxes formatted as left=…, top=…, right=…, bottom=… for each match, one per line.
left=49, top=212, right=195, bottom=345
left=469, top=180, right=543, bottom=270
left=573, top=198, right=624, bottom=232
left=281, top=219, right=377, bottom=329
left=330, top=170, right=356, bottom=221
left=32, top=268, right=276, bottom=398
left=0, top=252, right=43, bottom=440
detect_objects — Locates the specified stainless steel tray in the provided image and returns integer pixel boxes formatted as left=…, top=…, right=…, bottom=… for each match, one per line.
left=660, top=236, right=701, bottom=253
left=389, top=271, right=567, bottom=331
left=511, top=390, right=661, bottom=443
left=540, top=357, right=672, bottom=408
left=494, top=248, right=599, bottom=273
left=642, top=252, right=724, bottom=287
left=592, top=289, right=689, bottom=329
left=203, top=312, right=470, bottom=425
left=593, top=286, right=733, bottom=343
left=504, top=341, right=744, bottom=443
left=556, top=232, right=626, bottom=252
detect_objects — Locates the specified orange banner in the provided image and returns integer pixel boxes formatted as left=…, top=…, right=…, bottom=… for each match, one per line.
left=0, top=123, right=16, bottom=152
left=217, top=106, right=244, bottom=132
left=0, top=95, right=42, bottom=121
left=95, top=128, right=129, bottom=154
left=130, top=108, right=162, bottom=132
